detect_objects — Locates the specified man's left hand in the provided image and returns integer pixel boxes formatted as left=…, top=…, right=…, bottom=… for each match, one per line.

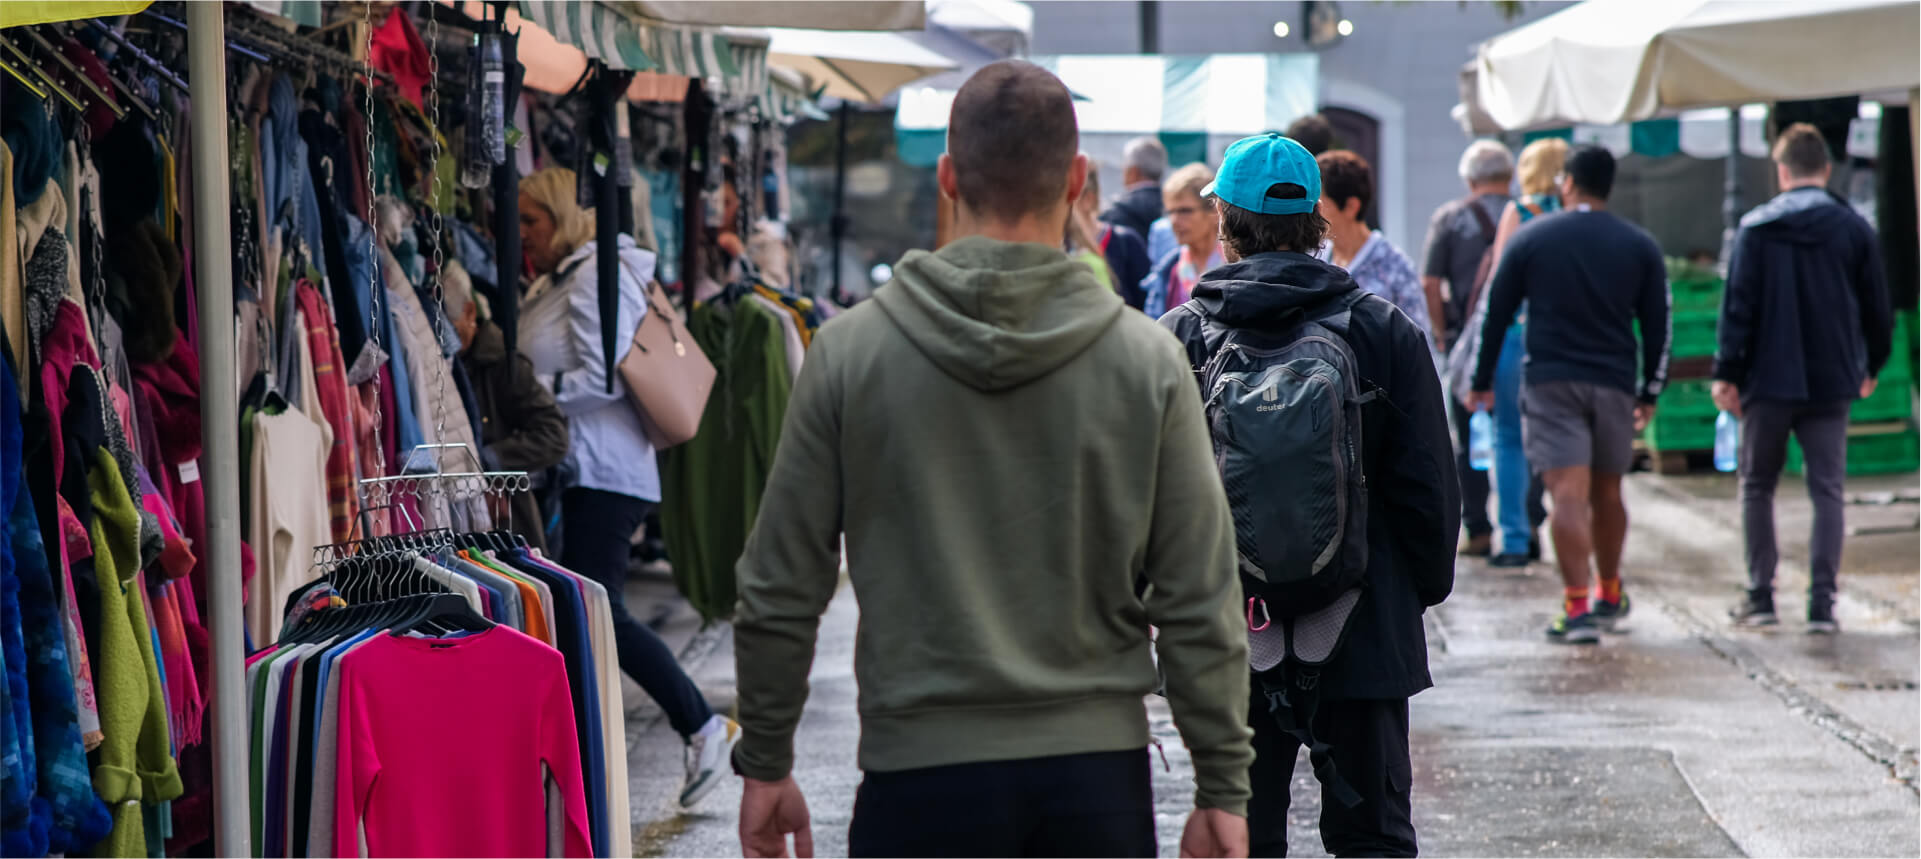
left=1862, top=377, right=1879, bottom=399
left=1634, top=403, right=1657, bottom=433
left=1465, top=390, right=1496, bottom=413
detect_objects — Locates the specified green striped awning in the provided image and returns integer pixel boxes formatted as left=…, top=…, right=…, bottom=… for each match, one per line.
left=517, top=1, right=768, bottom=100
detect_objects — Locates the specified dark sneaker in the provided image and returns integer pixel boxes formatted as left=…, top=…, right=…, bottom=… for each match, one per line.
left=1729, top=594, right=1779, bottom=627
left=1489, top=553, right=1531, bottom=568
left=1528, top=538, right=1542, bottom=562
left=1807, top=602, right=1839, bottom=635
left=1593, top=592, right=1631, bottom=630
left=1460, top=534, right=1493, bottom=558
left=1546, top=612, right=1602, bottom=644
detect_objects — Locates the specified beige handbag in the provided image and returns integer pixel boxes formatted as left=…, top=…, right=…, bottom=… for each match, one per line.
left=619, top=278, right=715, bottom=449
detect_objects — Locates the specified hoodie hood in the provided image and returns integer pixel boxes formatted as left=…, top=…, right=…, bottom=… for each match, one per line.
left=1740, top=187, right=1860, bottom=244
left=1191, top=251, right=1359, bottom=328
left=875, top=235, right=1124, bottom=392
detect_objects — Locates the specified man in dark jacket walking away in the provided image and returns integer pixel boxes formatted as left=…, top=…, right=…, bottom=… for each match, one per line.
left=1468, top=146, right=1672, bottom=645
left=732, top=61, right=1253, bottom=859
left=446, top=267, right=569, bottom=549
left=1101, top=136, right=1168, bottom=237
left=1714, top=123, right=1893, bottom=634
left=1161, top=133, right=1459, bottom=858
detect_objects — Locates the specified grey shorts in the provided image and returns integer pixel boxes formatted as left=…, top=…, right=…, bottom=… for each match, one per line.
left=1521, top=381, right=1638, bottom=475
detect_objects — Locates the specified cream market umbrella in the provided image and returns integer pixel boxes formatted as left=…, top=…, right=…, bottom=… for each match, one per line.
left=768, top=28, right=958, bottom=104
left=1471, top=0, right=1919, bottom=130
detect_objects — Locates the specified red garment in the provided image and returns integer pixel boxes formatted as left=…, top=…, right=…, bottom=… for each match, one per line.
left=40, top=300, right=103, bottom=490
left=369, top=7, right=432, bottom=109
left=333, top=629, right=592, bottom=858
left=58, top=37, right=119, bottom=140
left=131, top=340, right=208, bottom=600
left=295, top=282, right=360, bottom=541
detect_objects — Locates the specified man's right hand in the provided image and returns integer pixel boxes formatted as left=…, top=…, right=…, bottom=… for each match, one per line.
left=740, top=775, right=813, bottom=858
left=1862, top=377, right=1879, bottom=400
left=1712, top=380, right=1742, bottom=418
left=1179, top=808, right=1249, bottom=858
left=1464, top=390, right=1496, bottom=413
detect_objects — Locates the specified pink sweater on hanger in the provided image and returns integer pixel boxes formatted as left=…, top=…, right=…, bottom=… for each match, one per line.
left=332, top=627, right=592, bottom=858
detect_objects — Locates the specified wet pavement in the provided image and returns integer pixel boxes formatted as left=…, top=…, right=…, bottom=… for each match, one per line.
left=616, top=471, right=1919, bottom=857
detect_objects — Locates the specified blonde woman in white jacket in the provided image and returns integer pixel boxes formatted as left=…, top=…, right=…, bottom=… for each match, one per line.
left=518, top=167, right=739, bottom=809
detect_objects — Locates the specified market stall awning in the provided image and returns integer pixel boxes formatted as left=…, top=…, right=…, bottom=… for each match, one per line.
left=0, top=0, right=150, bottom=28
left=767, top=28, right=958, bottom=104
left=1467, top=0, right=1920, bottom=131
left=1515, top=102, right=1884, bottom=161
left=894, top=53, right=1320, bottom=166
left=613, top=1, right=924, bottom=31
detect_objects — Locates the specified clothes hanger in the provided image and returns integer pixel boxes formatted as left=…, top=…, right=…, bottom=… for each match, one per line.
left=54, top=24, right=160, bottom=123
left=0, top=53, right=48, bottom=100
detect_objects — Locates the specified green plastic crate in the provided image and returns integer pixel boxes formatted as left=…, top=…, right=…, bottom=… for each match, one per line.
left=1853, top=368, right=1915, bottom=422
left=1644, top=412, right=1717, bottom=452
left=1895, top=310, right=1917, bottom=380
left=1660, top=378, right=1719, bottom=418
left=1667, top=309, right=1720, bottom=358
left=1669, top=278, right=1724, bottom=315
left=1787, top=427, right=1919, bottom=476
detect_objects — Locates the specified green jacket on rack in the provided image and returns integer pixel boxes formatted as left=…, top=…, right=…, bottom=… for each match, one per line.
left=659, top=293, right=793, bottom=622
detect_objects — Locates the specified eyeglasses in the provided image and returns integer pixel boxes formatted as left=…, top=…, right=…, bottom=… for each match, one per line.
left=1166, top=205, right=1209, bottom=218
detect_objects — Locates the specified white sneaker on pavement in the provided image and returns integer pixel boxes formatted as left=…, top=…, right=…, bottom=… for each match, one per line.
left=681, top=715, right=740, bottom=809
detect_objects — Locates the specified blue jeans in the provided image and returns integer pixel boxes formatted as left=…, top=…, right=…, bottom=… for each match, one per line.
left=1491, top=325, right=1545, bottom=556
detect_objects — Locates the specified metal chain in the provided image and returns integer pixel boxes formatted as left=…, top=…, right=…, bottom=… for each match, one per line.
left=363, top=0, right=386, bottom=483
left=426, top=7, right=449, bottom=448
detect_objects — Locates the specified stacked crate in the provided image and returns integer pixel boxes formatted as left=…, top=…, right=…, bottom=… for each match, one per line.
left=1639, top=260, right=1724, bottom=467
left=1786, top=308, right=1920, bottom=476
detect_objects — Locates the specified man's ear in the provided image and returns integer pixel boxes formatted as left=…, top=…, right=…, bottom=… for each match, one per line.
left=937, top=154, right=959, bottom=202
left=1065, top=153, right=1090, bottom=209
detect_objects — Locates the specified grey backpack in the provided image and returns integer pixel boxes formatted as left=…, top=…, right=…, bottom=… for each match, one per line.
left=1199, top=288, right=1379, bottom=809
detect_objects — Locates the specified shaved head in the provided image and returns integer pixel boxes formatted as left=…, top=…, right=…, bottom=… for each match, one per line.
left=945, top=60, right=1079, bottom=223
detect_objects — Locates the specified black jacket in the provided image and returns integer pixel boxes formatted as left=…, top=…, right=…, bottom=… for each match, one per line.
left=1715, top=188, right=1892, bottom=402
left=1099, top=222, right=1153, bottom=310
left=1160, top=252, right=1459, bottom=700
left=1101, top=184, right=1163, bottom=238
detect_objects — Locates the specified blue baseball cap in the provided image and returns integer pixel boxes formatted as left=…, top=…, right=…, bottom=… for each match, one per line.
left=1201, top=133, right=1321, bottom=215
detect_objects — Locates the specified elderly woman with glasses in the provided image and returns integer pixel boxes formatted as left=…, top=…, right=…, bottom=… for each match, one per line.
left=1141, top=162, right=1225, bottom=318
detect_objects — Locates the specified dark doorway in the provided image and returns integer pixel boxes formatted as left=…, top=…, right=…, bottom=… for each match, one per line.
left=1324, top=106, right=1382, bottom=229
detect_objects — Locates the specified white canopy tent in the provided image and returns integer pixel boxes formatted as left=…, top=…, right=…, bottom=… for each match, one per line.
left=767, top=28, right=960, bottom=104
left=1468, top=0, right=1919, bottom=131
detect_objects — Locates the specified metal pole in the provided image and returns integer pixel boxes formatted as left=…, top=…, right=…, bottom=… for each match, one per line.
left=1721, top=107, right=1743, bottom=271
left=1139, top=1, right=1160, bottom=53
left=186, top=3, right=248, bottom=855
left=831, top=102, right=849, bottom=299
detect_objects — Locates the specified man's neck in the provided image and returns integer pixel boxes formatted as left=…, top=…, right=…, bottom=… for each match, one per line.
left=1469, top=182, right=1509, bottom=197
left=1183, top=240, right=1217, bottom=264
left=1564, top=192, right=1606, bottom=211
left=956, top=208, right=1070, bottom=247
left=1782, top=178, right=1828, bottom=192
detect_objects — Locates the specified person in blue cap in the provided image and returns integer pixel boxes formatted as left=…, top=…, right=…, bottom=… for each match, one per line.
left=1160, top=133, right=1458, bottom=858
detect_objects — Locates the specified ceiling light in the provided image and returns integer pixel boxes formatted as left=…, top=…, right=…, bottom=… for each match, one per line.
left=1272, top=21, right=1290, bottom=38
left=1336, top=19, right=1354, bottom=36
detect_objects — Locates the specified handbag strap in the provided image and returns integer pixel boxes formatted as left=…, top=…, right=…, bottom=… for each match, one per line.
left=612, top=255, right=688, bottom=356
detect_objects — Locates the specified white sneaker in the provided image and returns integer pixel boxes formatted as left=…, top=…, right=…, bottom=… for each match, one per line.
left=680, top=715, right=740, bottom=809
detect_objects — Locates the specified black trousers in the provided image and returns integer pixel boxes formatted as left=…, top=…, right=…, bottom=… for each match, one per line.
left=560, top=487, right=714, bottom=738
left=849, top=749, right=1156, bottom=858
left=1449, top=396, right=1493, bottom=538
left=1248, top=692, right=1416, bottom=858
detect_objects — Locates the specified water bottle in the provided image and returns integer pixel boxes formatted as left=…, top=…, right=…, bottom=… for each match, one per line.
left=1468, top=409, right=1494, bottom=472
left=1715, top=410, right=1740, bottom=473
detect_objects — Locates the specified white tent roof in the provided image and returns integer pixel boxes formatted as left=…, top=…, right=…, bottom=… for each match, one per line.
left=767, top=29, right=959, bottom=103
left=1471, top=0, right=1920, bottom=130
left=896, top=53, right=1320, bottom=135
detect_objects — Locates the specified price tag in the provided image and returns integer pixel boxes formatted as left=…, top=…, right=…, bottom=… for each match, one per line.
left=178, top=460, right=201, bottom=484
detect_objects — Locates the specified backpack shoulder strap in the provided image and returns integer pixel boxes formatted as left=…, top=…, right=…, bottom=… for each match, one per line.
left=1466, top=197, right=1498, bottom=243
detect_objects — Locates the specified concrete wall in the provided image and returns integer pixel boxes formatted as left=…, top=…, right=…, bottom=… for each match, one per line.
left=1030, top=0, right=1572, bottom=254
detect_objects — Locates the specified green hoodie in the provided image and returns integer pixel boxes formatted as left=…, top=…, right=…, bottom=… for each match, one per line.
left=732, top=236, right=1254, bottom=814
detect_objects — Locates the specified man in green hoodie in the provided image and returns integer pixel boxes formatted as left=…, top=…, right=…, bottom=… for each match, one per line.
left=731, top=60, right=1254, bottom=859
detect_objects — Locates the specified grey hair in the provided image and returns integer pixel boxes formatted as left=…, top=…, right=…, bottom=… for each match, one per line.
left=1458, top=139, right=1516, bottom=187
left=441, top=259, right=480, bottom=320
left=1122, top=136, right=1167, bottom=181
